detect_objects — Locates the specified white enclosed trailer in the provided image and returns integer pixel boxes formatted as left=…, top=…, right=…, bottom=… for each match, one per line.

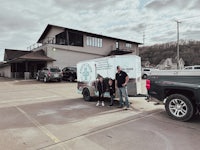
left=77, top=55, right=142, bottom=101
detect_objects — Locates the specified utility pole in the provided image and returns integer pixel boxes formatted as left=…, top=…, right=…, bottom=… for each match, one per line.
left=143, top=31, right=145, bottom=45
left=175, top=20, right=181, bottom=69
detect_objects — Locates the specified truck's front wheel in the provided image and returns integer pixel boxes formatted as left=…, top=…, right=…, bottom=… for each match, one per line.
left=165, top=94, right=194, bottom=121
left=83, top=88, right=91, bottom=101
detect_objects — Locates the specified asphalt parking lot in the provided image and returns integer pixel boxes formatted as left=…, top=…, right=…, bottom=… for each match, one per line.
left=0, top=77, right=200, bottom=150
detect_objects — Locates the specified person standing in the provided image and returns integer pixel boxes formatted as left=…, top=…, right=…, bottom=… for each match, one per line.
left=115, top=66, right=130, bottom=109
left=96, top=76, right=106, bottom=106
left=108, top=78, right=115, bottom=106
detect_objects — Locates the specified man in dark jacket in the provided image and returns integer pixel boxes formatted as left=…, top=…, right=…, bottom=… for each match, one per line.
left=96, top=76, right=106, bottom=106
left=115, top=66, right=130, bottom=109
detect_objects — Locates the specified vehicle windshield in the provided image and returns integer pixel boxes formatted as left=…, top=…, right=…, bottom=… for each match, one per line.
left=71, top=67, right=77, bottom=71
left=50, top=68, right=61, bottom=72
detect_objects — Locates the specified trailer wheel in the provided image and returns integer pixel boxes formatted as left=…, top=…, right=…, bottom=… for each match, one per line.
left=36, top=75, right=39, bottom=81
left=69, top=76, right=75, bottom=82
left=83, top=88, right=91, bottom=101
left=165, top=94, right=194, bottom=121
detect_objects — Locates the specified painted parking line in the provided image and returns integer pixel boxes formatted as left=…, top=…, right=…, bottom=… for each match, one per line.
left=15, top=106, right=67, bottom=150
left=0, top=95, right=60, bottom=105
left=38, top=110, right=163, bottom=150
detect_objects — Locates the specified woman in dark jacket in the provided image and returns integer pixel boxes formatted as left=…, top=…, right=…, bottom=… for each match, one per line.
left=96, top=76, right=106, bottom=106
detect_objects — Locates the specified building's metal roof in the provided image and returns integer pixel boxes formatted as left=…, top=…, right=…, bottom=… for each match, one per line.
left=1, top=49, right=55, bottom=66
left=4, top=49, right=31, bottom=61
left=37, top=24, right=142, bottom=45
left=18, top=50, right=55, bottom=61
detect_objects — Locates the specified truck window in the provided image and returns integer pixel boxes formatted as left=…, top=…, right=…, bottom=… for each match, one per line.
left=43, top=68, right=48, bottom=71
left=50, top=68, right=60, bottom=72
left=184, top=67, right=192, bottom=70
left=194, top=67, right=200, bottom=69
left=143, top=69, right=150, bottom=71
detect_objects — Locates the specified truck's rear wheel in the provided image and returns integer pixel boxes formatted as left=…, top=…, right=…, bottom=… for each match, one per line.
left=83, top=88, right=91, bottom=101
left=165, top=94, right=194, bottom=121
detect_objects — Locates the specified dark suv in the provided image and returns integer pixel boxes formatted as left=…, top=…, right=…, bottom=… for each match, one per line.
left=62, top=67, right=77, bottom=82
left=36, top=67, right=62, bottom=82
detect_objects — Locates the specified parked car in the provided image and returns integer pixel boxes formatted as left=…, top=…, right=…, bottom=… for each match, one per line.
left=184, top=65, right=200, bottom=70
left=142, top=68, right=158, bottom=79
left=36, top=67, right=62, bottom=82
left=62, top=67, right=77, bottom=82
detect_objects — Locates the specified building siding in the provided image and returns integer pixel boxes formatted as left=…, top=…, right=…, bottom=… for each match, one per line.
left=42, top=27, right=64, bottom=44
left=0, top=65, right=11, bottom=78
left=46, top=45, right=103, bottom=69
left=33, top=25, right=140, bottom=71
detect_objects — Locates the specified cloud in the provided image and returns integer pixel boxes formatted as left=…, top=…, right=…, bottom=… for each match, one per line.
left=189, top=0, right=200, bottom=10
left=145, top=0, right=191, bottom=11
left=181, top=29, right=200, bottom=40
left=52, top=0, right=117, bottom=11
left=150, top=34, right=176, bottom=44
left=0, top=0, right=200, bottom=61
left=106, top=23, right=145, bottom=36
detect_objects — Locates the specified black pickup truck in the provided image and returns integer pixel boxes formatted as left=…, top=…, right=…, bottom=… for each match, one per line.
left=146, top=70, right=200, bottom=121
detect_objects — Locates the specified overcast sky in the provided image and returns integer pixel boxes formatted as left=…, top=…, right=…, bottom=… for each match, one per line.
left=0, top=0, right=200, bottom=61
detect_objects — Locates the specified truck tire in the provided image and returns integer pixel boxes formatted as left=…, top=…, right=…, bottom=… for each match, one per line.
left=83, top=88, right=91, bottom=101
left=165, top=94, right=194, bottom=121
left=43, top=76, right=48, bottom=83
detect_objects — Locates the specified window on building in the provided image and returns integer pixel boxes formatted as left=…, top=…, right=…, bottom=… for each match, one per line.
left=86, top=36, right=102, bottom=48
left=68, top=31, right=83, bottom=47
left=55, top=31, right=83, bottom=47
left=126, top=43, right=132, bottom=48
left=55, top=32, right=66, bottom=45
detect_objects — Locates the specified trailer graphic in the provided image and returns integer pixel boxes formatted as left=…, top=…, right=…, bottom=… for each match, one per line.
left=77, top=55, right=142, bottom=101
left=79, top=63, right=92, bottom=82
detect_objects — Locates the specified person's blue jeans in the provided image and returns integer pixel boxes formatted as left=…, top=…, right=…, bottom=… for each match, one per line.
left=119, top=86, right=129, bottom=108
left=110, top=95, right=114, bottom=105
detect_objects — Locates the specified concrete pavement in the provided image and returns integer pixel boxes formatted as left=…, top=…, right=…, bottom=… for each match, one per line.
left=0, top=77, right=199, bottom=150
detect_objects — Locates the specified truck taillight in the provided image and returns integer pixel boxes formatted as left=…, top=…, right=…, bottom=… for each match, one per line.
left=146, top=79, right=151, bottom=90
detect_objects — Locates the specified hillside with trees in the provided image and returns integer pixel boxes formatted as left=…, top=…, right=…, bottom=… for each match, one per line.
left=139, top=40, right=200, bottom=66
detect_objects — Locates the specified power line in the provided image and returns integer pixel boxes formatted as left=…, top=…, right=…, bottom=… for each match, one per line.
left=180, top=15, right=200, bottom=21
left=142, top=15, right=200, bottom=32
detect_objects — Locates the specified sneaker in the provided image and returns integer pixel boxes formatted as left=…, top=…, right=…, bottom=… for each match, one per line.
left=124, top=106, right=131, bottom=110
left=123, top=106, right=127, bottom=110
left=124, top=106, right=132, bottom=110
left=102, top=101, right=105, bottom=107
left=96, top=101, right=100, bottom=106
left=118, top=105, right=123, bottom=108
